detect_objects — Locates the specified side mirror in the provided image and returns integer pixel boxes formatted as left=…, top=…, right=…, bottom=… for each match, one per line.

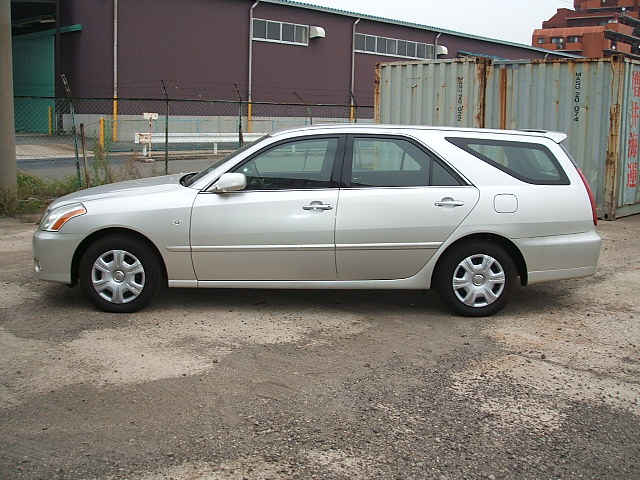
left=211, top=172, right=247, bottom=192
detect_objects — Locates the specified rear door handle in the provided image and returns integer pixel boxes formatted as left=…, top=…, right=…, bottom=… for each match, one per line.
left=303, top=201, right=333, bottom=211
left=435, top=197, right=465, bottom=208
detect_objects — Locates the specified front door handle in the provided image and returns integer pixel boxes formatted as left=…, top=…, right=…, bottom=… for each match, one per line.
left=435, top=197, right=465, bottom=208
left=303, top=201, right=333, bottom=211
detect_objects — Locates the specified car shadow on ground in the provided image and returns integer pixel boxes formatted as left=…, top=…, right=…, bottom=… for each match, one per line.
left=34, top=278, right=577, bottom=323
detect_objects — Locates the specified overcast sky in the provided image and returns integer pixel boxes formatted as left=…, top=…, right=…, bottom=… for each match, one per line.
left=301, top=0, right=575, bottom=45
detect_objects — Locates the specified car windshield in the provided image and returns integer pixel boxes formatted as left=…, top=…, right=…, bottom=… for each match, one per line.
left=182, top=135, right=269, bottom=187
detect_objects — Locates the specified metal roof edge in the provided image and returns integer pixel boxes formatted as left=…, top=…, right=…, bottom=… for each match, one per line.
left=258, top=0, right=582, bottom=58
left=13, top=24, right=82, bottom=40
left=269, top=124, right=574, bottom=141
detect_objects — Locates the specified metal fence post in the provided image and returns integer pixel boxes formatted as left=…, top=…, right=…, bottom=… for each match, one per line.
left=61, top=74, right=83, bottom=188
left=162, top=79, right=169, bottom=175
left=293, top=92, right=312, bottom=125
left=235, top=84, right=244, bottom=148
left=99, top=117, right=105, bottom=148
left=350, top=91, right=358, bottom=123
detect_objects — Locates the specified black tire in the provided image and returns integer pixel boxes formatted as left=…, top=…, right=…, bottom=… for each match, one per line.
left=79, top=234, right=161, bottom=313
left=435, top=241, right=516, bottom=317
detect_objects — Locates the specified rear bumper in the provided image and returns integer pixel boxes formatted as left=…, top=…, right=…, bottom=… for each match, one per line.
left=514, top=229, right=602, bottom=285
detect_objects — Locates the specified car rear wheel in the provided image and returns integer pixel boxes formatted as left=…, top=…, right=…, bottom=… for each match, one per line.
left=436, top=241, right=516, bottom=317
left=79, top=235, right=161, bottom=313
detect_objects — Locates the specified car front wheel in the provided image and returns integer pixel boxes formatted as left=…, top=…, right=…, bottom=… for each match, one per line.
left=79, top=235, right=161, bottom=313
left=436, top=241, right=516, bottom=317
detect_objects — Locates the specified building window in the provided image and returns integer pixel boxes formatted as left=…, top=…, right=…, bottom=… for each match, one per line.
left=568, top=36, right=582, bottom=43
left=253, top=19, right=309, bottom=46
left=537, top=37, right=546, bottom=44
left=355, top=33, right=434, bottom=60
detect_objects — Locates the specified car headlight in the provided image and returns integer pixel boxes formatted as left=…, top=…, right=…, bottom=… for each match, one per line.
left=40, top=203, right=87, bottom=232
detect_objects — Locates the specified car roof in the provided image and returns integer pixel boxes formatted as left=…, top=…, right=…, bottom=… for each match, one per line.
left=269, top=124, right=568, bottom=144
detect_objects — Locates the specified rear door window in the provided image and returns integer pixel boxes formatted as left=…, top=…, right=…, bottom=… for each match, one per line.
left=346, top=136, right=463, bottom=187
left=446, top=137, right=569, bottom=185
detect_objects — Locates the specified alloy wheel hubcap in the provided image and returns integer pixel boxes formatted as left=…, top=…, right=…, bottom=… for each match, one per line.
left=452, top=254, right=506, bottom=308
left=91, top=249, right=145, bottom=304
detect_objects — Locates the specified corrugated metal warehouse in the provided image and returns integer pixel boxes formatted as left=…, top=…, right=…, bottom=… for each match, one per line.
left=11, top=0, right=577, bottom=105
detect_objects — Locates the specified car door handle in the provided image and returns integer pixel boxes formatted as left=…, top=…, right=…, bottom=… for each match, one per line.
left=435, top=198, right=465, bottom=208
left=303, top=201, right=333, bottom=211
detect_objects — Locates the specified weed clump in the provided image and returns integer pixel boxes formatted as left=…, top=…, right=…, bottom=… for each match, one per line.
left=1, top=144, right=154, bottom=217
left=0, top=172, right=78, bottom=217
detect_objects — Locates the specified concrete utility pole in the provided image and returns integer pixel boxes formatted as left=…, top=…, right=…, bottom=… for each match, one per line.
left=0, top=0, right=17, bottom=200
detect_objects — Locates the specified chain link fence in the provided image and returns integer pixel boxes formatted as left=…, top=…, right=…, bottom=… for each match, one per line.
left=14, top=96, right=374, bottom=183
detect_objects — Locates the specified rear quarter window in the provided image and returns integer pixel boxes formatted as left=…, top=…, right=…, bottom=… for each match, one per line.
left=446, top=137, right=570, bottom=185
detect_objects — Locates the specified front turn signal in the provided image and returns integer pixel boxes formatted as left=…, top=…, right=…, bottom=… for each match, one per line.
left=40, top=203, right=87, bottom=232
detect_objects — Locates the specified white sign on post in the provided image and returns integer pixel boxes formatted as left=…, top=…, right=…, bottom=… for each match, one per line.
left=142, top=113, right=159, bottom=161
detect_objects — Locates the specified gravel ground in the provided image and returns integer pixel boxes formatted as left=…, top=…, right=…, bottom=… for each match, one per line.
left=0, top=215, right=638, bottom=480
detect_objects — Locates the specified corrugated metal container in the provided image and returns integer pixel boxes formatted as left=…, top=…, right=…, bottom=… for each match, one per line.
left=375, top=57, right=489, bottom=128
left=375, top=56, right=640, bottom=219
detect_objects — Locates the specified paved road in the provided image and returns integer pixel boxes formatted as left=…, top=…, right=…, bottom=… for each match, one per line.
left=17, top=150, right=222, bottom=180
left=15, top=133, right=229, bottom=179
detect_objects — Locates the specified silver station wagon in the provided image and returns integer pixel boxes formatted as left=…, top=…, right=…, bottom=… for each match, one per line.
left=33, top=125, right=601, bottom=316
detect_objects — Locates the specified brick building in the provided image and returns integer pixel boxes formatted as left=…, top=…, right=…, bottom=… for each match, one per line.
left=534, top=0, right=640, bottom=59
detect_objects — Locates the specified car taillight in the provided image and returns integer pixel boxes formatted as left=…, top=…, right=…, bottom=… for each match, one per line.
left=576, top=167, right=598, bottom=226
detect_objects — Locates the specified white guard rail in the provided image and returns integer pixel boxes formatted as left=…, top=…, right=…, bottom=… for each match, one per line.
left=134, top=132, right=266, bottom=155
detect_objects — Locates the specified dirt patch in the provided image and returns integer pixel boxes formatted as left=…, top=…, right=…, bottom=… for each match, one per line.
left=1, top=308, right=368, bottom=408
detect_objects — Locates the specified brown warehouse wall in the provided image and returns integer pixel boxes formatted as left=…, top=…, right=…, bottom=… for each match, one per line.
left=55, top=0, right=567, bottom=105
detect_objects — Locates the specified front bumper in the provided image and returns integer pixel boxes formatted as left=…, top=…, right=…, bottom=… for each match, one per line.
left=32, top=229, right=85, bottom=284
